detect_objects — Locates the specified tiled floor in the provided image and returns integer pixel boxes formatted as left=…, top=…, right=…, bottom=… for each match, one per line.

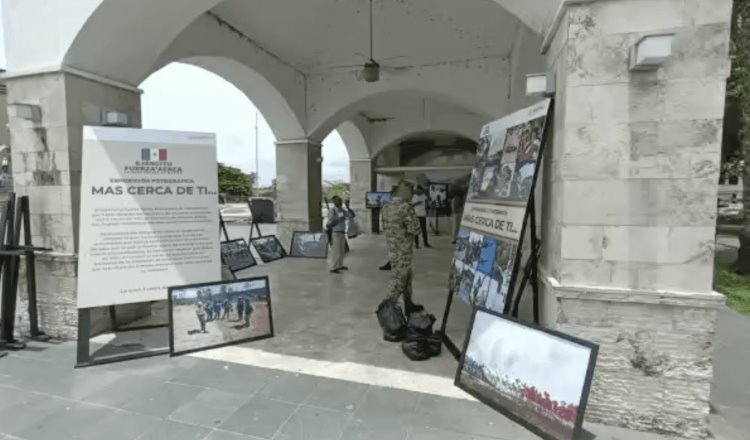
left=1, top=227, right=747, bottom=439
left=0, top=343, right=543, bottom=440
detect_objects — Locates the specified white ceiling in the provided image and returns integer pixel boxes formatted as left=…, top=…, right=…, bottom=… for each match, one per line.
left=211, top=0, right=521, bottom=73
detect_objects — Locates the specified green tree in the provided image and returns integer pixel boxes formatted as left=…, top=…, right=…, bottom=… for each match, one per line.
left=218, top=163, right=253, bottom=201
left=324, top=181, right=350, bottom=200
left=729, top=0, right=750, bottom=274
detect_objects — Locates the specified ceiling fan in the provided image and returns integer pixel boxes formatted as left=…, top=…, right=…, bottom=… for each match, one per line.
left=328, top=0, right=410, bottom=82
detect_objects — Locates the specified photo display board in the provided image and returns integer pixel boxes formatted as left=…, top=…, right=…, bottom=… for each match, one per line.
left=168, top=276, right=274, bottom=356
left=456, top=309, right=598, bottom=440
left=221, top=239, right=257, bottom=272
left=290, top=231, right=329, bottom=259
left=250, top=235, right=287, bottom=263
left=441, top=99, right=552, bottom=356
left=365, top=192, right=393, bottom=209
left=77, top=127, right=221, bottom=309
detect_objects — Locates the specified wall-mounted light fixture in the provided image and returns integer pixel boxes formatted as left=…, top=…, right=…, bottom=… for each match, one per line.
left=101, top=110, right=131, bottom=127
left=525, top=72, right=556, bottom=97
left=629, top=34, right=675, bottom=71
left=8, top=103, right=42, bottom=123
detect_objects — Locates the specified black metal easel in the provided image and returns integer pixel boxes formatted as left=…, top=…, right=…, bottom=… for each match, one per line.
left=220, top=213, right=230, bottom=241
left=0, top=195, right=53, bottom=352
left=510, top=194, right=541, bottom=323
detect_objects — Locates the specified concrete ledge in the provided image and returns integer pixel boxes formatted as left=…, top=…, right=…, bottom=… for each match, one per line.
left=542, top=272, right=726, bottom=309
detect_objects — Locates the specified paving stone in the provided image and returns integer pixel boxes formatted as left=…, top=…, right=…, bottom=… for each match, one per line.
left=256, top=371, right=320, bottom=404
left=340, top=421, right=409, bottom=440
left=274, top=406, right=352, bottom=440
left=136, top=419, right=211, bottom=440
left=0, top=391, right=71, bottom=436
left=407, top=425, right=474, bottom=440
left=205, top=430, right=263, bottom=440
left=169, top=361, right=270, bottom=396
left=412, top=394, right=534, bottom=439
left=81, top=374, right=165, bottom=408
left=120, top=381, right=204, bottom=417
left=169, top=388, right=252, bottom=428
left=302, top=377, right=369, bottom=412
left=352, top=386, right=422, bottom=428
left=219, top=395, right=297, bottom=438
left=14, top=401, right=116, bottom=440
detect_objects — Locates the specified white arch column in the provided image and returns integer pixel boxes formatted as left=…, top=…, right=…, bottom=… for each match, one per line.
left=539, top=1, right=732, bottom=438
left=5, top=69, right=145, bottom=339
left=275, top=140, right=323, bottom=247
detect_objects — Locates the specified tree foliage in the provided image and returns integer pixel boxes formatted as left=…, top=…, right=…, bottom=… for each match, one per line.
left=218, top=162, right=253, bottom=201
left=324, top=181, right=350, bottom=200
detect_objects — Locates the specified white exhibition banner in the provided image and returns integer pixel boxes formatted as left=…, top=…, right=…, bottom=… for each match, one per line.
left=77, top=126, right=221, bottom=309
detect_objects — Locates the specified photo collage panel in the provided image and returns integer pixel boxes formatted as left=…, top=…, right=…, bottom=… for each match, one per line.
left=450, top=228, right=518, bottom=314
left=467, top=115, right=546, bottom=204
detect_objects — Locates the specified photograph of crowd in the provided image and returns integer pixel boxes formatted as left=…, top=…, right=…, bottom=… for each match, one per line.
left=220, top=239, right=257, bottom=272
left=290, top=231, right=329, bottom=258
left=458, top=310, right=598, bottom=440
left=467, top=115, right=547, bottom=204
left=450, top=228, right=517, bottom=313
left=168, top=277, right=273, bottom=356
left=250, top=235, right=287, bottom=263
left=366, top=191, right=393, bottom=209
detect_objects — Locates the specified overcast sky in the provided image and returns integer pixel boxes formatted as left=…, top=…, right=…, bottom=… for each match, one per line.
left=0, top=11, right=350, bottom=187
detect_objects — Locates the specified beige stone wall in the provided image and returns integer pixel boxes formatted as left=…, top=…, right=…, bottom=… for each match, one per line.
left=7, top=71, right=145, bottom=339
left=275, top=141, right=323, bottom=247
left=539, top=0, right=733, bottom=438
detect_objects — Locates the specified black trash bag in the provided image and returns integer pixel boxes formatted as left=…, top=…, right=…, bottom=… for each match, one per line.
left=425, top=333, right=442, bottom=357
left=402, top=339, right=431, bottom=361
left=376, top=298, right=407, bottom=342
left=407, top=311, right=436, bottom=336
left=401, top=311, right=441, bottom=361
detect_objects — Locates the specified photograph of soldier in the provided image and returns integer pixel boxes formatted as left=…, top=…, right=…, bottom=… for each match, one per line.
left=290, top=231, right=329, bottom=258
left=382, top=180, right=422, bottom=316
left=471, top=272, right=494, bottom=307
left=220, top=239, right=257, bottom=272
left=366, top=191, right=393, bottom=209
left=427, top=183, right=452, bottom=217
left=169, top=277, right=273, bottom=356
left=250, top=236, right=287, bottom=263
left=478, top=238, right=518, bottom=313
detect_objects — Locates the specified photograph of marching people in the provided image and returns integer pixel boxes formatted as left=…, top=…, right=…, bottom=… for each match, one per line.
left=250, top=235, right=287, bottom=263
left=457, top=309, right=599, bottom=440
left=168, top=277, right=273, bottom=356
left=365, top=191, right=392, bottom=209
left=290, top=231, right=329, bottom=258
left=220, top=238, right=257, bottom=272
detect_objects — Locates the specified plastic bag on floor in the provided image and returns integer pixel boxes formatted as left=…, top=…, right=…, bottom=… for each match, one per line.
left=407, top=311, right=435, bottom=335
left=376, top=298, right=407, bottom=341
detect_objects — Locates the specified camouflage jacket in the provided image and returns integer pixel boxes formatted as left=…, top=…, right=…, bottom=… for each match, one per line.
left=382, top=198, right=420, bottom=255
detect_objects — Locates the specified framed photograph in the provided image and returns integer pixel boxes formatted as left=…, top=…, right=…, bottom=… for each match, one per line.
left=427, top=183, right=452, bottom=217
left=365, top=191, right=392, bottom=209
left=456, top=308, right=599, bottom=440
left=289, top=231, right=329, bottom=259
left=220, top=239, right=257, bottom=272
left=250, top=235, right=287, bottom=263
left=168, top=276, right=274, bottom=357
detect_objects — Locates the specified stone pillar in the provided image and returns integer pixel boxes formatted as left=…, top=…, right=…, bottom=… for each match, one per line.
left=6, top=71, right=143, bottom=339
left=349, top=158, right=374, bottom=233
left=539, top=1, right=732, bottom=438
left=275, top=140, right=322, bottom=247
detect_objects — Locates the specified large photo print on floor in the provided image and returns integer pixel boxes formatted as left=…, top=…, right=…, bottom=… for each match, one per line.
left=457, top=309, right=598, bottom=440
left=168, top=277, right=274, bottom=356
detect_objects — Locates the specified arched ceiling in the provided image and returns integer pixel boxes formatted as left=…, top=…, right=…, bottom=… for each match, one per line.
left=210, top=0, right=520, bottom=74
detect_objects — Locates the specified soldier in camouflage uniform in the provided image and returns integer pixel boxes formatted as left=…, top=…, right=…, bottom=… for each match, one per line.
left=382, top=181, right=421, bottom=314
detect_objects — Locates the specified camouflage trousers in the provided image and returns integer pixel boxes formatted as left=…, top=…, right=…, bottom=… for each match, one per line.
left=386, top=252, right=413, bottom=303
